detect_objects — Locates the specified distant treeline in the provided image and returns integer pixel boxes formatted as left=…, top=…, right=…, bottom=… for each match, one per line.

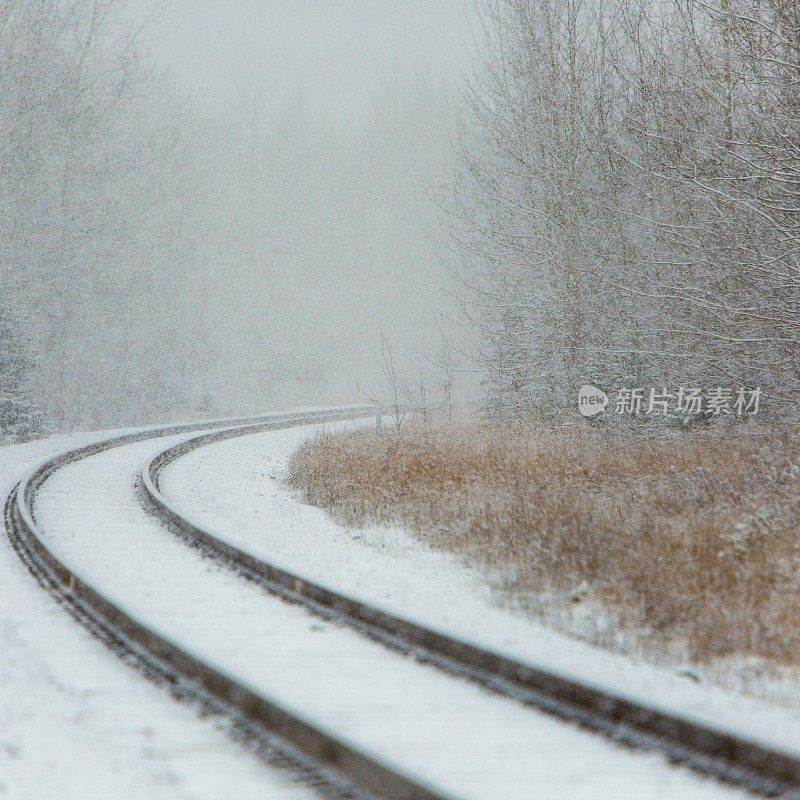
left=0, top=0, right=455, bottom=438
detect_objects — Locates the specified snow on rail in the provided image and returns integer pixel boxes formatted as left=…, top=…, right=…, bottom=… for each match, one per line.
left=8, top=409, right=449, bottom=800
left=143, top=418, right=800, bottom=797
left=148, top=418, right=800, bottom=799
left=7, top=408, right=751, bottom=800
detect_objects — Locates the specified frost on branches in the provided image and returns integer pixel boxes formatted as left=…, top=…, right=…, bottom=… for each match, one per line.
left=449, top=0, right=800, bottom=423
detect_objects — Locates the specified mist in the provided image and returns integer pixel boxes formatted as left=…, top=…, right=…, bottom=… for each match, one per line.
left=1, top=0, right=476, bottom=435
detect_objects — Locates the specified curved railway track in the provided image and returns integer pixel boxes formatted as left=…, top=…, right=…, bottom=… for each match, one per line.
left=6, top=407, right=800, bottom=799
left=143, top=418, right=800, bottom=799
left=5, top=408, right=450, bottom=800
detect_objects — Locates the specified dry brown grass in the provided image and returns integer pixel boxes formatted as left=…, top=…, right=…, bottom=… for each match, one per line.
left=287, top=420, right=800, bottom=667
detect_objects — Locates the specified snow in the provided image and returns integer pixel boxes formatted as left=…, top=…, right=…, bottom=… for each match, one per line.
left=157, top=419, right=800, bottom=761
left=29, top=424, right=748, bottom=798
left=0, top=431, right=320, bottom=800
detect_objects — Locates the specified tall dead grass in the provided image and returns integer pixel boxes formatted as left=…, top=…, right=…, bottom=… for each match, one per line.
left=287, top=421, right=800, bottom=666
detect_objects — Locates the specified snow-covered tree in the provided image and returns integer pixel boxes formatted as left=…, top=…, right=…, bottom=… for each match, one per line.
left=451, top=0, right=800, bottom=421
left=0, top=0, right=195, bottom=430
left=0, top=310, right=48, bottom=441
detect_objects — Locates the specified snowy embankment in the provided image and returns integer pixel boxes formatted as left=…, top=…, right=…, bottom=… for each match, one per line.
left=158, top=419, right=800, bottom=762
left=4, top=420, right=747, bottom=800
left=0, top=429, right=314, bottom=800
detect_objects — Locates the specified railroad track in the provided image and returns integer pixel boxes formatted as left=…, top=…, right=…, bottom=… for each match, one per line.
left=6, top=408, right=800, bottom=799
left=140, top=419, right=800, bottom=799
left=5, top=408, right=445, bottom=800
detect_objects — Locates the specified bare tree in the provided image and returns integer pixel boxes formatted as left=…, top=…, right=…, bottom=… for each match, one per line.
left=0, top=0, right=189, bottom=430
left=449, top=0, right=799, bottom=422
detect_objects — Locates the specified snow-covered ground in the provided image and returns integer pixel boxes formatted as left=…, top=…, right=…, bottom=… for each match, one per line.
left=26, top=425, right=747, bottom=799
left=0, top=431, right=319, bottom=800
left=158, top=419, right=800, bottom=762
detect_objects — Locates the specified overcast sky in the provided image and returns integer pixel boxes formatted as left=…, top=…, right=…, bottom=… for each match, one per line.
left=145, top=1, right=476, bottom=125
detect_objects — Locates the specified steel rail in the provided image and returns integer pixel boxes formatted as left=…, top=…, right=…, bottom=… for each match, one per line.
left=5, top=407, right=458, bottom=800
left=143, top=420, right=800, bottom=800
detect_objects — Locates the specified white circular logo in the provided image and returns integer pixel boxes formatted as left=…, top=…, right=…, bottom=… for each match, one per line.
left=578, top=385, right=608, bottom=417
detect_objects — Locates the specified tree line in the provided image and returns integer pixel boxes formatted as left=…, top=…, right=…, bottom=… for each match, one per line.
left=448, top=0, right=799, bottom=423
left=0, top=0, right=454, bottom=440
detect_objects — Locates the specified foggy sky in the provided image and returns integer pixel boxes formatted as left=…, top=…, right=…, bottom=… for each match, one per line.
left=145, top=1, right=476, bottom=126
